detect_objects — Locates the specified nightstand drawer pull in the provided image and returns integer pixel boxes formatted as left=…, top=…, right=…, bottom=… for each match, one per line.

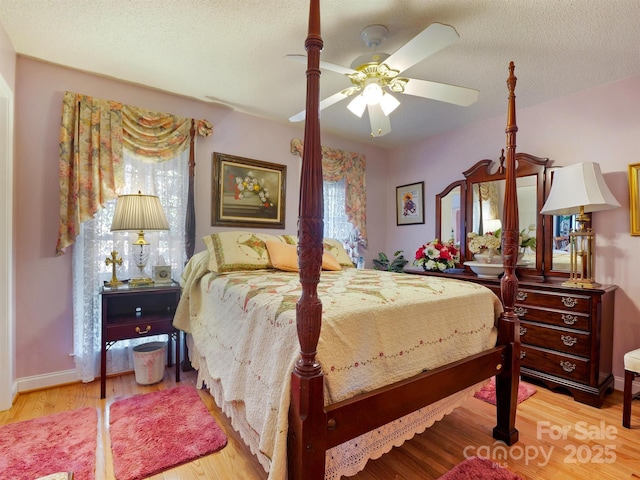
left=562, top=314, right=578, bottom=325
left=519, top=326, right=527, bottom=336
left=561, top=335, right=578, bottom=347
left=520, top=351, right=526, bottom=359
left=560, top=360, right=576, bottom=373
left=561, top=297, right=578, bottom=308
left=514, top=307, right=527, bottom=317
left=516, top=291, right=528, bottom=301
left=135, top=325, right=152, bottom=335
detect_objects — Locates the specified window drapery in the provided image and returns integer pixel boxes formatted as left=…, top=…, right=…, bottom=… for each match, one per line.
left=56, top=91, right=212, bottom=255
left=57, top=91, right=212, bottom=382
left=290, top=138, right=367, bottom=248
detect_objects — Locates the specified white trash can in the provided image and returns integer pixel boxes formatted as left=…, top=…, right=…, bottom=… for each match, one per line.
left=132, top=341, right=167, bottom=385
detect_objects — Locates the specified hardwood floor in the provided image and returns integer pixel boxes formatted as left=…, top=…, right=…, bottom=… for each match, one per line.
left=1, top=370, right=639, bottom=479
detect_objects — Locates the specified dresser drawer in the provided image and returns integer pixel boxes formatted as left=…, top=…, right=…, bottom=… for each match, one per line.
left=516, top=289, right=591, bottom=314
left=520, top=321, right=590, bottom=357
left=521, top=345, right=589, bottom=383
left=514, top=305, right=590, bottom=331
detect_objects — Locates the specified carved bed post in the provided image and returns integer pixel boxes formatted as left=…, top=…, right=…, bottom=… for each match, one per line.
left=288, top=0, right=327, bottom=478
left=493, top=61, right=521, bottom=446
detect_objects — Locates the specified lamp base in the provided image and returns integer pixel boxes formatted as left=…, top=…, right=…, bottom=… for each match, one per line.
left=562, top=279, right=600, bottom=289
left=129, top=277, right=155, bottom=287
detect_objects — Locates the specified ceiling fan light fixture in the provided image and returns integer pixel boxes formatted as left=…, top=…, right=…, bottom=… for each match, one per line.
left=362, top=82, right=383, bottom=105
left=379, top=92, right=400, bottom=116
left=347, top=94, right=367, bottom=117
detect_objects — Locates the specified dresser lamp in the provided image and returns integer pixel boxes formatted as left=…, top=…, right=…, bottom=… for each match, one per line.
left=540, top=162, right=619, bottom=288
left=110, top=191, right=169, bottom=286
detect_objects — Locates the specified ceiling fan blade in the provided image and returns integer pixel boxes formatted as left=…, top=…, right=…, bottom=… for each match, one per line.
left=288, top=90, right=351, bottom=122
left=285, top=54, right=356, bottom=75
left=367, top=104, right=391, bottom=137
left=385, top=23, right=459, bottom=74
left=402, top=78, right=479, bottom=106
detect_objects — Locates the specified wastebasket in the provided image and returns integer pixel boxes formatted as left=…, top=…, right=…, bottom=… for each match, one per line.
left=132, top=341, right=167, bottom=385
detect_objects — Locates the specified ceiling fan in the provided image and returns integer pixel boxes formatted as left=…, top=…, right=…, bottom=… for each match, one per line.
left=287, top=23, right=479, bottom=137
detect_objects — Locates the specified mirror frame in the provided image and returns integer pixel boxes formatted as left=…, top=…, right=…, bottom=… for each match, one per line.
left=435, top=180, right=466, bottom=263
left=463, top=152, right=548, bottom=279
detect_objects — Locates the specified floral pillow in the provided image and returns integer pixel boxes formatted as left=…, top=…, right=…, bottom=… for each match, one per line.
left=202, top=231, right=284, bottom=273
left=323, top=238, right=355, bottom=268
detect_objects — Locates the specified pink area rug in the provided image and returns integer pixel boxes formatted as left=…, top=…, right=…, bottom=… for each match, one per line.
left=439, top=456, right=523, bottom=479
left=474, top=377, right=536, bottom=405
left=109, top=385, right=227, bottom=480
left=0, top=407, right=97, bottom=480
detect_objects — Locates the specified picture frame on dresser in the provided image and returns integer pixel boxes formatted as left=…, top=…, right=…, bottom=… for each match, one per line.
left=629, top=163, right=640, bottom=235
left=211, top=152, right=286, bottom=229
left=396, top=181, right=425, bottom=226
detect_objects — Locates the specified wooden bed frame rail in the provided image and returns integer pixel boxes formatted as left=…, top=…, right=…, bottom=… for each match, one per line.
left=289, top=1, right=520, bottom=478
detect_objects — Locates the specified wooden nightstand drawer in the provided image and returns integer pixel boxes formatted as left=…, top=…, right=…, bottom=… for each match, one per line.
left=521, top=345, right=589, bottom=383
left=106, top=319, right=177, bottom=342
left=519, top=321, right=590, bottom=357
left=513, top=304, right=590, bottom=331
left=516, top=289, right=591, bottom=314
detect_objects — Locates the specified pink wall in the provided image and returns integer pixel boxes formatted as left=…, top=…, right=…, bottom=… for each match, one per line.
left=386, top=74, right=640, bottom=381
left=13, top=57, right=389, bottom=379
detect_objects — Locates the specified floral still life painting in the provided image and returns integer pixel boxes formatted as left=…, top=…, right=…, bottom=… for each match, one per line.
left=413, top=239, right=459, bottom=272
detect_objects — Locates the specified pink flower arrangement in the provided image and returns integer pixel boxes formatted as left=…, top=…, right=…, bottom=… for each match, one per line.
left=414, top=239, right=459, bottom=272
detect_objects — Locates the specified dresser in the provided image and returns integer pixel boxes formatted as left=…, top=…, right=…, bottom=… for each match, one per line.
left=407, top=268, right=616, bottom=407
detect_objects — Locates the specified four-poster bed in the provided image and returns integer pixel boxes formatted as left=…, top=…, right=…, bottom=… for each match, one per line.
left=175, top=1, right=521, bottom=478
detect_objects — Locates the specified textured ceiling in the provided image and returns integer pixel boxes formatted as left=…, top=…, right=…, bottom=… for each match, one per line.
left=0, top=0, right=639, bottom=148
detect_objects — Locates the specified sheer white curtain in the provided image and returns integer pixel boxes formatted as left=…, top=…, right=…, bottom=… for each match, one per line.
left=324, top=179, right=361, bottom=264
left=72, top=149, right=189, bottom=382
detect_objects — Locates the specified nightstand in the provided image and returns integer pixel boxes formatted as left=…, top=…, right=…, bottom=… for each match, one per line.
left=100, top=283, right=181, bottom=398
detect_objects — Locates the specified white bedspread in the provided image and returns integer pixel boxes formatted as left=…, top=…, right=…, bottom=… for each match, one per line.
left=174, top=253, right=501, bottom=479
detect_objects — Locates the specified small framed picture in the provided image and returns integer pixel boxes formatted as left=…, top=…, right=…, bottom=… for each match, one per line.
left=396, top=181, right=425, bottom=226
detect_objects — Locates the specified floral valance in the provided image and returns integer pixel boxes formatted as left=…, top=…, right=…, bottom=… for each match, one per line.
left=56, top=91, right=212, bottom=255
left=290, top=138, right=367, bottom=247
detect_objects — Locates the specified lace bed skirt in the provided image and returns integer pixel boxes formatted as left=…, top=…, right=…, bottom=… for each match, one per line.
left=187, top=334, right=486, bottom=480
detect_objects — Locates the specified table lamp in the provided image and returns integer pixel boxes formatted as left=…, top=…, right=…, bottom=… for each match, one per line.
left=110, top=191, right=170, bottom=286
left=540, top=162, right=619, bottom=288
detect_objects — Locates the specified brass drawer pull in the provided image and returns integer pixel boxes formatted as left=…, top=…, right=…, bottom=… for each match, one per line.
left=135, top=325, right=152, bottom=334
left=561, top=335, right=578, bottom=347
left=520, top=351, right=526, bottom=359
left=560, top=360, right=576, bottom=373
left=562, top=314, right=578, bottom=326
left=516, top=291, right=528, bottom=301
left=514, top=307, right=527, bottom=317
left=561, top=297, right=578, bottom=308
left=519, top=326, right=527, bottom=336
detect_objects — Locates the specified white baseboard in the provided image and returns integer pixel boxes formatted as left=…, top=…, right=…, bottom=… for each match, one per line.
left=17, top=369, right=79, bottom=393
left=614, top=373, right=640, bottom=395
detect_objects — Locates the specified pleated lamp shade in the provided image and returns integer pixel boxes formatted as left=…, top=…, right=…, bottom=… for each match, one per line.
left=110, top=192, right=169, bottom=245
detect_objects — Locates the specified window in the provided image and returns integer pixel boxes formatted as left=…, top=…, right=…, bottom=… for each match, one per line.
left=72, top=149, right=189, bottom=381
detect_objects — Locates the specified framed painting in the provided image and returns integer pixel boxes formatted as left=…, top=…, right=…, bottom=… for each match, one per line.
left=630, top=163, right=640, bottom=235
left=396, top=181, right=425, bottom=226
left=212, top=152, right=286, bottom=228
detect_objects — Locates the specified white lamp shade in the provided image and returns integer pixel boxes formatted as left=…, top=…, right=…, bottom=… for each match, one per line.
left=110, top=192, right=170, bottom=232
left=379, top=92, right=400, bottom=116
left=347, top=94, right=367, bottom=117
left=540, top=162, right=620, bottom=215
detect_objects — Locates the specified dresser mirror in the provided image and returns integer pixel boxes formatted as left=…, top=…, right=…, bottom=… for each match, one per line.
left=436, top=152, right=549, bottom=279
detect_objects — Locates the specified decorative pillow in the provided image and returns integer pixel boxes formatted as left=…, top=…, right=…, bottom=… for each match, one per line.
left=265, top=240, right=298, bottom=272
left=265, top=240, right=342, bottom=272
left=202, top=231, right=284, bottom=273
left=323, top=238, right=355, bottom=267
left=279, top=234, right=298, bottom=245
